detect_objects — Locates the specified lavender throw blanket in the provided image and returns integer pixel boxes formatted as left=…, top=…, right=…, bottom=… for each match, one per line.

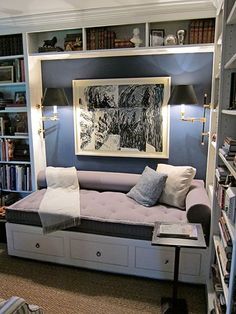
left=38, top=166, right=80, bottom=234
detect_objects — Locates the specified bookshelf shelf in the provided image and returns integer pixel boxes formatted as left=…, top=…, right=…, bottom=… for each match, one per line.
left=0, top=161, right=31, bottom=165
left=227, top=1, right=236, bottom=24
left=0, top=107, right=27, bottom=113
left=1, top=189, right=32, bottom=193
left=0, top=54, right=24, bottom=61
left=29, top=43, right=214, bottom=60
left=221, top=109, right=236, bottom=115
left=0, top=135, right=29, bottom=139
left=213, top=235, right=229, bottom=301
left=0, top=82, right=26, bottom=87
left=219, top=151, right=236, bottom=179
left=224, top=52, right=236, bottom=69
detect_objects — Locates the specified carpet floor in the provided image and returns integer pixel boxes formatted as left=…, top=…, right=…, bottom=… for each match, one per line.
left=0, top=244, right=206, bottom=314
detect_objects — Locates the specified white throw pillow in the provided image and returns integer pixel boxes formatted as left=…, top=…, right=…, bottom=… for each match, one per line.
left=156, top=164, right=196, bottom=209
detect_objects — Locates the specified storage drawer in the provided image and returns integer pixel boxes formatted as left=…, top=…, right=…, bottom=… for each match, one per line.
left=135, top=246, right=202, bottom=276
left=70, top=238, right=129, bottom=266
left=12, top=231, right=65, bottom=257
left=135, top=246, right=174, bottom=272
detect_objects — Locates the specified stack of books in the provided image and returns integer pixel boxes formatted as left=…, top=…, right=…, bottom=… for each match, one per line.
left=0, top=34, right=23, bottom=56
left=215, top=166, right=230, bottom=183
left=218, top=215, right=232, bottom=286
left=86, top=28, right=116, bottom=50
left=155, top=222, right=198, bottom=239
left=219, top=136, right=236, bottom=160
left=189, top=18, right=215, bottom=44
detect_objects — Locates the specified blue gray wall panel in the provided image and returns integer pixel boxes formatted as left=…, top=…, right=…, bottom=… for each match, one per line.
left=41, top=52, right=213, bottom=179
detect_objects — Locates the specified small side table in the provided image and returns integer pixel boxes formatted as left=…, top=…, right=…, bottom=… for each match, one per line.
left=152, top=223, right=206, bottom=314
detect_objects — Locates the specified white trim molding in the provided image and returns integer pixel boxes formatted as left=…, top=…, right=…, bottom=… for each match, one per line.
left=0, top=1, right=216, bottom=34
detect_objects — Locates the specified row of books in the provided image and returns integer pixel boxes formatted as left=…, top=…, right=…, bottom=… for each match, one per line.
left=86, top=27, right=135, bottom=50
left=189, top=18, right=215, bottom=44
left=211, top=264, right=226, bottom=314
left=216, top=180, right=228, bottom=210
left=0, top=164, right=31, bottom=191
left=0, top=34, right=23, bottom=57
left=0, top=139, right=30, bottom=162
left=219, top=136, right=236, bottom=161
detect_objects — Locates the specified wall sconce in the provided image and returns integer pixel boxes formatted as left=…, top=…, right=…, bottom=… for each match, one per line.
left=168, top=84, right=210, bottom=144
left=37, top=88, right=69, bottom=135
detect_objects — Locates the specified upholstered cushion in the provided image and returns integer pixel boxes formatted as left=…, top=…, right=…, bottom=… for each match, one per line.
left=127, top=166, right=167, bottom=207
left=156, top=164, right=196, bottom=209
left=0, top=296, right=43, bottom=314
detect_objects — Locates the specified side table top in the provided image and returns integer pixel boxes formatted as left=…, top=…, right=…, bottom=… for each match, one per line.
left=152, top=222, right=206, bottom=249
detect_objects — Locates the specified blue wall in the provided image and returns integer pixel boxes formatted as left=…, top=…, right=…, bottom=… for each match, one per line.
left=42, top=52, right=213, bottom=179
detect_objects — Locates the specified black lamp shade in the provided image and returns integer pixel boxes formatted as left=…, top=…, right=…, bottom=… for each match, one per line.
left=168, top=85, right=198, bottom=105
left=42, top=88, right=69, bottom=106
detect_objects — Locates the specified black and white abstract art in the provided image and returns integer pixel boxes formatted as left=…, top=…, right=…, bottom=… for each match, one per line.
left=73, top=77, right=170, bottom=158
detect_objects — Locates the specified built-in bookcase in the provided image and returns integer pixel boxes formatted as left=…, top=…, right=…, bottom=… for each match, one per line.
left=207, top=1, right=236, bottom=313
left=0, top=34, right=32, bottom=206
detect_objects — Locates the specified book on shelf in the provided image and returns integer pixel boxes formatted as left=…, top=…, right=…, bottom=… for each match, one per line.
left=216, top=238, right=231, bottom=273
left=189, top=18, right=215, bottom=44
left=215, top=166, right=230, bottom=183
left=155, top=222, right=198, bottom=239
left=225, top=136, right=236, bottom=145
left=0, top=164, right=31, bottom=192
left=216, top=242, right=230, bottom=284
left=229, top=72, right=236, bottom=110
left=219, top=147, right=235, bottom=160
left=219, top=215, right=232, bottom=246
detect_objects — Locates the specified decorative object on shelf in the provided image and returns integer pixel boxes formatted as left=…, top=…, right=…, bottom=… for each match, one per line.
left=164, top=34, right=177, bottom=46
left=38, top=36, right=63, bottom=53
left=150, top=29, right=165, bottom=46
left=0, top=66, right=14, bottom=83
left=37, top=88, right=69, bottom=135
left=176, top=29, right=186, bottom=45
left=73, top=77, right=170, bottom=158
left=64, top=33, right=82, bottom=51
left=168, top=85, right=210, bottom=144
left=14, top=114, right=28, bottom=135
left=229, top=73, right=236, bottom=110
left=130, top=28, right=142, bottom=48
left=14, top=91, right=26, bottom=105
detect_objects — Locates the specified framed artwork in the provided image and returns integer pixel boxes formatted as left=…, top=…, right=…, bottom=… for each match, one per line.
left=15, top=91, right=26, bottom=105
left=73, top=77, right=170, bottom=158
left=0, top=66, right=14, bottom=83
left=150, top=29, right=165, bottom=46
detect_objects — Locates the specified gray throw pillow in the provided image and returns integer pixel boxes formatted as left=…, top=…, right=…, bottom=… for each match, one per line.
left=127, top=166, right=168, bottom=207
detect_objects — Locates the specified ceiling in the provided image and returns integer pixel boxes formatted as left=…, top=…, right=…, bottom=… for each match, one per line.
left=0, top=0, right=217, bottom=19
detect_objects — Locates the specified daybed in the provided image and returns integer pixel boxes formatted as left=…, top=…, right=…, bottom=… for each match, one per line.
left=5, top=169, right=211, bottom=284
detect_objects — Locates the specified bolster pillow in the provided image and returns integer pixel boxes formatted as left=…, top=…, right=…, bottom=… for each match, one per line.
left=186, top=180, right=211, bottom=241
left=38, top=170, right=141, bottom=192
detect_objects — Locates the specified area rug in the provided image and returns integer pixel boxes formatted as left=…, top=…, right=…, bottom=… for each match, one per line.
left=0, top=244, right=206, bottom=313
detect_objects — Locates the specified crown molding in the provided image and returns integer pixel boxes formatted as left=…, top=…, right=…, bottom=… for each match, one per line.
left=0, top=1, right=216, bottom=34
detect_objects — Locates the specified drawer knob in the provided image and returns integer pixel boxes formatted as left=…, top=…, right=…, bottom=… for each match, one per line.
left=164, top=260, right=169, bottom=264
left=96, top=251, right=101, bottom=257
left=35, top=243, right=40, bottom=248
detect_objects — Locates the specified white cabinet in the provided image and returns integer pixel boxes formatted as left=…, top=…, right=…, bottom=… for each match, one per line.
left=6, top=222, right=207, bottom=284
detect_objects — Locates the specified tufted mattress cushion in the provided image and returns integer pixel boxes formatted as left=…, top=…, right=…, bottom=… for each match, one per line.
left=6, top=189, right=187, bottom=240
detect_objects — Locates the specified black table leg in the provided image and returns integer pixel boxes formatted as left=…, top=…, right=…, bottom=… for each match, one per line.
left=161, top=246, right=188, bottom=314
